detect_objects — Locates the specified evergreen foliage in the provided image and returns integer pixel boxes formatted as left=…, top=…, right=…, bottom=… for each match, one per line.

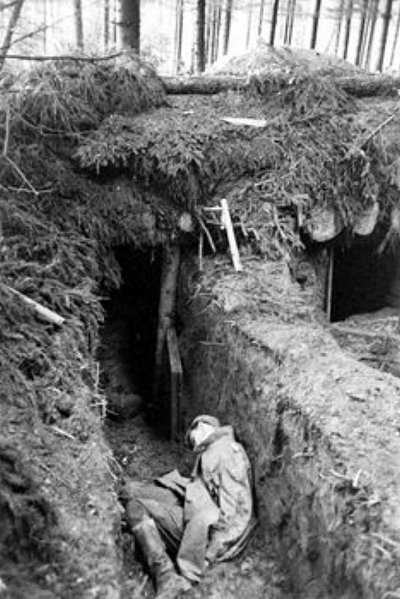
left=76, top=73, right=400, bottom=257
left=1, top=57, right=166, bottom=134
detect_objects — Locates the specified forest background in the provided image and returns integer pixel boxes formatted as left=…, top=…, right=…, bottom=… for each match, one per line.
left=1, top=0, right=400, bottom=77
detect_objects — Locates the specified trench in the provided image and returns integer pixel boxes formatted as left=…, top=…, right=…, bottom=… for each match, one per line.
left=99, top=245, right=293, bottom=599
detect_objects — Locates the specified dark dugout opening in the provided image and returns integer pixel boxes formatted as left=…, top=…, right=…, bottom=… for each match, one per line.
left=99, top=246, right=162, bottom=418
left=330, top=234, right=400, bottom=322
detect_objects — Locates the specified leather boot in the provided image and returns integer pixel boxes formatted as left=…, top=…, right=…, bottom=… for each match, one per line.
left=133, top=517, right=191, bottom=599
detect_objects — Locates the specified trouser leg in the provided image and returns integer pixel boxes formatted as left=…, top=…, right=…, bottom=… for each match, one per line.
left=132, top=517, right=191, bottom=599
left=123, top=481, right=184, bottom=553
left=122, top=481, right=190, bottom=598
left=177, top=515, right=211, bottom=583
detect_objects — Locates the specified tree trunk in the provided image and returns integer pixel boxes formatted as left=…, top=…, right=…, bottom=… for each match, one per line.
left=42, top=0, right=47, bottom=54
left=270, top=0, right=280, bottom=46
left=104, top=0, right=110, bottom=50
left=287, top=0, right=296, bottom=44
left=0, top=0, right=24, bottom=71
left=310, top=0, right=322, bottom=49
left=213, top=3, right=222, bottom=62
left=377, top=0, right=393, bottom=71
left=74, top=0, right=84, bottom=49
left=209, top=2, right=216, bottom=63
left=196, top=0, right=206, bottom=72
left=162, top=71, right=400, bottom=97
left=334, top=0, right=345, bottom=55
left=119, top=0, right=140, bottom=52
left=365, top=0, right=379, bottom=70
left=284, top=0, right=296, bottom=46
left=284, top=0, right=291, bottom=44
left=207, top=1, right=214, bottom=65
left=258, top=0, right=265, bottom=36
left=343, top=0, right=353, bottom=60
left=356, top=0, right=368, bottom=66
left=223, top=0, right=233, bottom=55
left=174, top=0, right=184, bottom=72
left=113, top=0, right=118, bottom=45
left=389, top=4, right=400, bottom=66
left=246, top=0, right=253, bottom=47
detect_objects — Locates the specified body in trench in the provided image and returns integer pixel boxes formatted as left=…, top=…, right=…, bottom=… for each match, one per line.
left=120, top=415, right=255, bottom=598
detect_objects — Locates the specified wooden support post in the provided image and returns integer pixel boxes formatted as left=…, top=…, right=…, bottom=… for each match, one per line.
left=167, top=327, right=183, bottom=441
left=153, top=243, right=181, bottom=408
left=220, top=198, right=243, bottom=272
left=326, top=245, right=334, bottom=322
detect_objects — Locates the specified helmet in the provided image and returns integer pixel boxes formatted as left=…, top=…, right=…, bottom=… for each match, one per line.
left=185, top=414, right=220, bottom=448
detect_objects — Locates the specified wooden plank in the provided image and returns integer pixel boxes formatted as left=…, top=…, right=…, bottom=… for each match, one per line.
left=167, top=327, right=183, bottom=441
left=220, top=198, right=243, bottom=272
left=153, top=243, right=180, bottom=405
left=221, top=117, right=268, bottom=128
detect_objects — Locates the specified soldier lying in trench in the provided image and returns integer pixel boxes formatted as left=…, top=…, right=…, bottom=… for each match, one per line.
left=121, top=415, right=255, bottom=599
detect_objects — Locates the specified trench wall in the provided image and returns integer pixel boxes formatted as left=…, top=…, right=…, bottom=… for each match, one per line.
left=178, top=255, right=400, bottom=599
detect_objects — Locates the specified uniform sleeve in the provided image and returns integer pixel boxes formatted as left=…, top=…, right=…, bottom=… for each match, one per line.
left=205, top=446, right=253, bottom=563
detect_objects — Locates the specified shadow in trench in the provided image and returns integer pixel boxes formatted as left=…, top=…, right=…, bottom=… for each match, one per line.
left=98, top=245, right=162, bottom=420
left=331, top=238, right=400, bottom=322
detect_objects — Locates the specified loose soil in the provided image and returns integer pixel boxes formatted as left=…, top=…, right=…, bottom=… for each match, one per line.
left=100, top=274, right=293, bottom=599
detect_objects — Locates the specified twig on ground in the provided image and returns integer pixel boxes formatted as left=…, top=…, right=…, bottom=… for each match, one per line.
left=132, top=575, right=149, bottom=599
left=197, top=213, right=217, bottom=253
left=361, top=104, right=400, bottom=148
left=371, top=532, right=400, bottom=550
left=3, top=284, right=65, bottom=325
left=2, top=106, right=10, bottom=155
left=51, top=425, right=76, bottom=441
left=198, top=229, right=204, bottom=271
left=4, top=156, right=39, bottom=195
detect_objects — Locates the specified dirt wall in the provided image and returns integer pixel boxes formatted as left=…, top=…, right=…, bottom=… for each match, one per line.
left=178, top=254, right=400, bottom=598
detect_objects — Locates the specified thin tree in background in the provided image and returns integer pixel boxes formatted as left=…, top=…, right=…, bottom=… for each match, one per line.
left=310, top=0, right=322, bottom=49
left=213, top=2, right=222, bottom=61
left=119, top=0, right=140, bottom=52
left=104, top=0, right=110, bottom=50
left=209, top=1, right=222, bottom=63
left=0, top=0, right=24, bottom=71
left=343, top=0, right=354, bottom=59
left=223, top=0, right=233, bottom=54
left=334, top=0, right=345, bottom=55
left=209, top=1, right=216, bottom=62
left=74, top=0, right=84, bottom=49
left=377, top=0, right=393, bottom=70
left=355, top=0, right=368, bottom=65
left=42, top=0, right=47, bottom=54
left=285, top=0, right=296, bottom=45
left=284, top=0, right=290, bottom=43
left=389, top=1, right=400, bottom=66
left=174, top=0, right=184, bottom=72
left=258, top=0, right=265, bottom=35
left=196, top=0, right=206, bottom=72
left=270, top=0, right=280, bottom=45
left=246, top=0, right=253, bottom=47
left=113, top=0, right=118, bottom=45
left=205, top=0, right=212, bottom=63
left=364, top=0, right=379, bottom=69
